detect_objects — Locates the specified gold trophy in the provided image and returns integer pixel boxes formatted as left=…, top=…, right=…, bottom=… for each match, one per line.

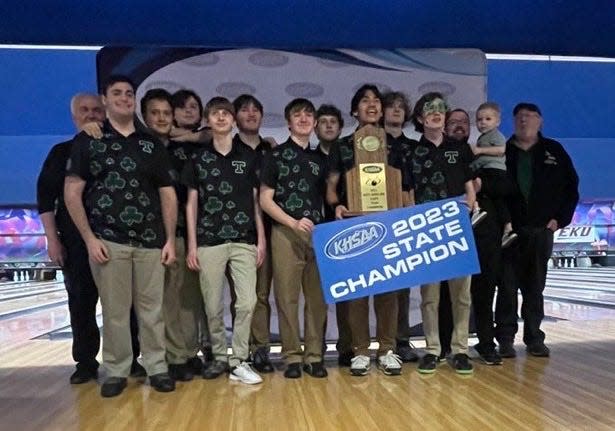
left=345, top=124, right=403, bottom=216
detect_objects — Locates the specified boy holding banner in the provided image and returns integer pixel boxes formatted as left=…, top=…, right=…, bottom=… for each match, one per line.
left=326, top=84, right=411, bottom=376
left=259, top=98, right=329, bottom=379
left=408, top=92, right=476, bottom=374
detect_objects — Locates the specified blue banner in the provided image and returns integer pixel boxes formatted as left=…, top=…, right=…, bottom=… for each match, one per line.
left=313, top=198, right=480, bottom=304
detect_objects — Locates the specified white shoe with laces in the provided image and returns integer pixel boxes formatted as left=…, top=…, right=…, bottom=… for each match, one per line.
left=229, top=362, right=263, bottom=385
left=350, top=355, right=371, bottom=376
left=378, top=350, right=402, bottom=375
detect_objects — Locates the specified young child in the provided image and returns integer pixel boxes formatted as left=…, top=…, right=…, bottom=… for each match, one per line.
left=471, top=102, right=517, bottom=247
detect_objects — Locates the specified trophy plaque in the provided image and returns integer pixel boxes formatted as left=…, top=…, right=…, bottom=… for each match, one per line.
left=345, top=124, right=403, bottom=216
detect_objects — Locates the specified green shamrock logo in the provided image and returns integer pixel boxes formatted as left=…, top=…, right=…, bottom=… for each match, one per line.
left=97, top=194, right=113, bottom=209
left=91, top=140, right=107, bottom=153
left=219, top=181, right=233, bottom=195
left=226, top=201, right=236, bottom=209
left=278, top=163, right=290, bottom=178
left=204, top=197, right=224, bottom=214
left=210, top=168, right=221, bottom=177
left=234, top=211, right=249, bottom=225
left=285, top=193, right=303, bottom=211
left=218, top=225, right=239, bottom=239
left=141, top=228, right=157, bottom=242
left=104, top=171, right=126, bottom=191
left=129, top=179, right=140, bottom=188
left=105, top=157, right=115, bottom=166
left=138, top=192, right=151, bottom=207
left=146, top=212, right=156, bottom=221
left=90, top=161, right=102, bottom=176
left=431, top=172, right=445, bottom=185
left=120, top=157, right=136, bottom=172
left=197, top=164, right=208, bottom=179
left=298, top=179, right=309, bottom=192
left=340, top=145, right=353, bottom=162
left=119, top=206, right=144, bottom=226
left=282, top=148, right=297, bottom=161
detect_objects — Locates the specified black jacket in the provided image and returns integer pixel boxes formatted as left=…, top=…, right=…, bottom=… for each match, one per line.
left=505, top=133, right=579, bottom=230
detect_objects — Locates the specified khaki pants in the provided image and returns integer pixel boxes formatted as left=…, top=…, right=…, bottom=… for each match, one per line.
left=163, top=237, right=204, bottom=364
left=420, top=276, right=471, bottom=356
left=347, top=292, right=398, bottom=356
left=89, top=240, right=167, bottom=377
left=197, top=243, right=257, bottom=368
left=271, top=225, right=327, bottom=364
left=250, top=242, right=273, bottom=351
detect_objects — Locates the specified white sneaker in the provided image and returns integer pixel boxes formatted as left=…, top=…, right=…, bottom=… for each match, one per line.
left=471, top=209, right=488, bottom=227
left=350, top=355, right=371, bottom=376
left=378, top=350, right=402, bottom=375
left=229, top=362, right=263, bottom=385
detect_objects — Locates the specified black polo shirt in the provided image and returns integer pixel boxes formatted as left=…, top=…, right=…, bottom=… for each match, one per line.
left=66, top=120, right=173, bottom=249
left=408, top=135, right=474, bottom=204
left=167, top=140, right=201, bottom=238
left=260, top=137, right=328, bottom=224
left=328, top=131, right=410, bottom=205
left=182, top=139, right=259, bottom=247
left=37, top=139, right=82, bottom=241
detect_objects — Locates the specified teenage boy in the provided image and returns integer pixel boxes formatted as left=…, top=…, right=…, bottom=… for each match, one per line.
left=232, top=94, right=275, bottom=373
left=327, top=84, right=409, bottom=376
left=382, top=91, right=420, bottom=363
left=138, top=88, right=205, bottom=381
left=315, top=103, right=348, bottom=363
left=184, top=97, right=265, bottom=385
left=260, top=98, right=329, bottom=379
left=64, top=75, right=177, bottom=397
left=407, top=92, right=475, bottom=375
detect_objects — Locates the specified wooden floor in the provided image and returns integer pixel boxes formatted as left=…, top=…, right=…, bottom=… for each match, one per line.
left=2, top=319, right=615, bottom=431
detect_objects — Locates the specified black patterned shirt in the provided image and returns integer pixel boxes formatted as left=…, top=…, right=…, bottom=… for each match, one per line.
left=167, top=140, right=201, bottom=238
left=260, top=137, right=328, bottom=224
left=182, top=139, right=259, bottom=246
left=408, top=135, right=474, bottom=204
left=66, top=120, right=173, bottom=248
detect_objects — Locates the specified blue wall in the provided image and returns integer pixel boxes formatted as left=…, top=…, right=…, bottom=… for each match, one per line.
left=0, top=49, right=613, bottom=204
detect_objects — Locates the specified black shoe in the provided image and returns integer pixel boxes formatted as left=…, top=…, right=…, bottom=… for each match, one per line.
left=417, top=354, right=438, bottom=374
left=396, top=343, right=418, bottom=363
left=169, top=363, right=194, bottom=381
left=187, top=356, right=203, bottom=374
left=202, top=360, right=229, bottom=379
left=252, top=348, right=274, bottom=373
left=527, top=343, right=550, bottom=357
left=303, top=362, right=328, bottom=378
left=452, top=353, right=474, bottom=375
left=150, top=373, right=175, bottom=392
left=474, top=344, right=503, bottom=365
left=337, top=351, right=354, bottom=367
left=202, top=346, right=214, bottom=364
left=70, top=367, right=98, bottom=384
left=130, top=360, right=147, bottom=378
left=498, top=342, right=517, bottom=358
left=100, top=377, right=127, bottom=398
left=283, top=363, right=302, bottom=379
left=438, top=349, right=451, bottom=362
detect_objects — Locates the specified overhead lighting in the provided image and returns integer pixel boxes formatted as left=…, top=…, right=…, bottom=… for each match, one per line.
left=0, top=44, right=102, bottom=51
left=486, top=53, right=615, bottom=63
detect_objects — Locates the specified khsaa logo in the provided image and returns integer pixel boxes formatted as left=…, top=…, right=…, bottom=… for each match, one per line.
left=324, top=222, right=387, bottom=260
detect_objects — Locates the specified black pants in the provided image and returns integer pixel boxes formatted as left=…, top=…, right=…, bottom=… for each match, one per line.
left=470, top=197, right=502, bottom=351
left=495, top=227, right=553, bottom=346
left=63, top=235, right=140, bottom=371
left=396, top=288, right=411, bottom=345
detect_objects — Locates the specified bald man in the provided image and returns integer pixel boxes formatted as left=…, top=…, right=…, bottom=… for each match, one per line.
left=37, top=93, right=144, bottom=384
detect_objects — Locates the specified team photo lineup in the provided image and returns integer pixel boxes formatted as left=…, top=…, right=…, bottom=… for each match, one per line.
left=37, top=74, right=579, bottom=398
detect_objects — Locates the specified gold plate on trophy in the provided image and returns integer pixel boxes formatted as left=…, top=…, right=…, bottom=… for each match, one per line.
left=358, top=163, right=387, bottom=211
